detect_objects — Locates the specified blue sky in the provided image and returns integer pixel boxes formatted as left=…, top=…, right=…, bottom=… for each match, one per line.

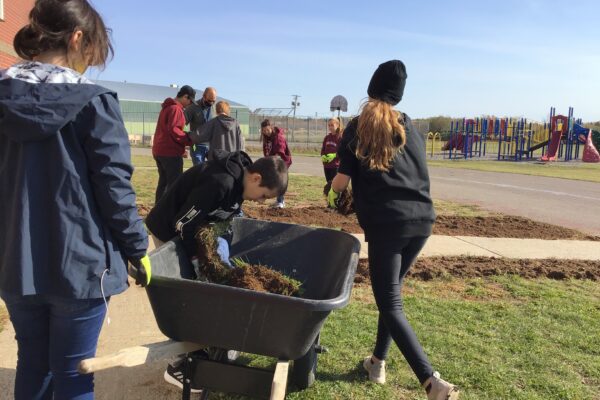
left=89, top=0, right=600, bottom=121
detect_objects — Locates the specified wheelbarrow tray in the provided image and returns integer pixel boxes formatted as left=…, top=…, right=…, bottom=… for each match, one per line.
left=146, top=217, right=360, bottom=361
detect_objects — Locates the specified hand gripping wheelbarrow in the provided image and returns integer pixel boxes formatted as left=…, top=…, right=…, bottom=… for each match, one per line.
left=79, top=218, right=360, bottom=399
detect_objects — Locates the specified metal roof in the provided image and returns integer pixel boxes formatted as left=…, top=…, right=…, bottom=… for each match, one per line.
left=93, top=80, right=247, bottom=108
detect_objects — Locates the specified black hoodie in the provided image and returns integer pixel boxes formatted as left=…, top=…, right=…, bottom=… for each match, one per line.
left=337, top=114, right=436, bottom=241
left=145, top=150, right=252, bottom=256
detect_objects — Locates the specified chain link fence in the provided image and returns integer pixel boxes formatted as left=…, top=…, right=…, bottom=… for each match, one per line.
left=122, top=109, right=430, bottom=149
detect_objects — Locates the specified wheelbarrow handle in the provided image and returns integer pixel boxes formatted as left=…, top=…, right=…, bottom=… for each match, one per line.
left=78, top=340, right=204, bottom=374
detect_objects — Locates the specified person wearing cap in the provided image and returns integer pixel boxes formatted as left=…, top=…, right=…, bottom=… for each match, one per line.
left=328, top=60, right=460, bottom=399
left=185, top=87, right=217, bottom=166
left=152, top=85, right=196, bottom=202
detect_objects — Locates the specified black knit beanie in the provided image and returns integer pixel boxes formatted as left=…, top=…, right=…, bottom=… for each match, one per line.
left=367, top=60, right=407, bottom=105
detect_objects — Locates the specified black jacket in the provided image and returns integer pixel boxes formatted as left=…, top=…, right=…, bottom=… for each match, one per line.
left=337, top=114, right=435, bottom=241
left=145, top=150, right=251, bottom=256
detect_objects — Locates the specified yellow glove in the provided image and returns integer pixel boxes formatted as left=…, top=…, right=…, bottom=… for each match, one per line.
left=129, top=254, right=152, bottom=287
left=327, top=187, right=340, bottom=208
left=321, top=153, right=336, bottom=163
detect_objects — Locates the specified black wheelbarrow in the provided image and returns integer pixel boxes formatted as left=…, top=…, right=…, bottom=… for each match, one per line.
left=79, top=218, right=360, bottom=399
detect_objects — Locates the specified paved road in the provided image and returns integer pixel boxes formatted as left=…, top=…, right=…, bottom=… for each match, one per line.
left=131, top=148, right=600, bottom=235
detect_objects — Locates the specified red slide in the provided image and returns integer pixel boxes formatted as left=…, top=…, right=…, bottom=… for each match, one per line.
left=541, top=115, right=568, bottom=162
left=540, top=130, right=561, bottom=161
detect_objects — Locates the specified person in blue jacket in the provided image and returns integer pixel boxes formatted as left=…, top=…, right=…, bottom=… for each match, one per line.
left=0, top=1, right=150, bottom=399
left=328, top=60, right=460, bottom=399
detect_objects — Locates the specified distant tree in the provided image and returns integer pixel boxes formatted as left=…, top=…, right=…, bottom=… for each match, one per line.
left=427, top=116, right=453, bottom=134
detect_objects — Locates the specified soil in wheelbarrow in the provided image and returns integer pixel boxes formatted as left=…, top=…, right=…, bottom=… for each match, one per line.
left=243, top=206, right=599, bottom=241
left=353, top=257, right=600, bottom=285
left=194, top=224, right=302, bottom=297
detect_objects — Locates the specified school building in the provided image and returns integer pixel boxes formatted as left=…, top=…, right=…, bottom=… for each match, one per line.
left=0, top=0, right=34, bottom=68
left=95, top=80, right=251, bottom=144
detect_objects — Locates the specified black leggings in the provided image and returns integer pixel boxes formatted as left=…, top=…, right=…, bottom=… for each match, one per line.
left=368, top=236, right=434, bottom=384
left=324, top=167, right=337, bottom=182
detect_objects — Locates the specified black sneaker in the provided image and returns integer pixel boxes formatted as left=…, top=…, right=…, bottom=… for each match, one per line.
left=163, top=356, right=203, bottom=393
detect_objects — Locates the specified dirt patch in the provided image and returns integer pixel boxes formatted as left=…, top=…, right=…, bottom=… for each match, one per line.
left=354, top=257, right=600, bottom=285
left=228, top=263, right=302, bottom=296
left=243, top=206, right=599, bottom=241
left=434, top=215, right=599, bottom=241
left=194, top=225, right=302, bottom=296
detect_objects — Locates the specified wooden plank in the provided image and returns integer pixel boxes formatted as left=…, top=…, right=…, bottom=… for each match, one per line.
left=270, top=360, right=290, bottom=400
left=78, top=341, right=203, bottom=374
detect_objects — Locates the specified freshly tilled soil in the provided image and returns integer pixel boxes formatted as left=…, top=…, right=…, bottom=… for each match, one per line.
left=243, top=206, right=599, bottom=241
left=354, top=257, right=600, bottom=285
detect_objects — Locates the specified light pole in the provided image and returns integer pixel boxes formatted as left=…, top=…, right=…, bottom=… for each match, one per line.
left=291, top=95, right=300, bottom=141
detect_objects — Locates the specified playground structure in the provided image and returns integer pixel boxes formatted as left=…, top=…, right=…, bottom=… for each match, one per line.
left=540, top=107, right=599, bottom=163
left=435, top=107, right=599, bottom=163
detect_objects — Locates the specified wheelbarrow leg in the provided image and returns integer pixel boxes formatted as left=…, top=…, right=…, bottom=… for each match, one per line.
left=181, top=352, right=212, bottom=400
left=270, top=359, right=290, bottom=400
left=182, top=355, right=193, bottom=400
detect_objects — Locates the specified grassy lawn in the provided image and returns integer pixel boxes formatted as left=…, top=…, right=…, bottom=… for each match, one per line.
left=427, top=159, right=600, bottom=183
left=209, top=278, right=600, bottom=400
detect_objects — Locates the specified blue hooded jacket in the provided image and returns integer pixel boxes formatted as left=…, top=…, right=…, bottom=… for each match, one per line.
left=0, top=63, right=148, bottom=299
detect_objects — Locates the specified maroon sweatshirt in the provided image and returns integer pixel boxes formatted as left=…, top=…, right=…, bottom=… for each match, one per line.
left=320, top=133, right=342, bottom=169
left=152, top=98, right=192, bottom=157
left=262, top=127, right=292, bottom=167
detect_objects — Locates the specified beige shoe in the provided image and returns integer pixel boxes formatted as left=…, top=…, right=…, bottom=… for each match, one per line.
left=362, top=356, right=386, bottom=384
left=423, top=371, right=459, bottom=400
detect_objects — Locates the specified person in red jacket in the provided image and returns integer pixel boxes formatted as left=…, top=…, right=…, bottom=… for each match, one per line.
left=152, top=85, right=196, bottom=202
left=320, top=117, right=343, bottom=183
left=261, top=119, right=292, bottom=208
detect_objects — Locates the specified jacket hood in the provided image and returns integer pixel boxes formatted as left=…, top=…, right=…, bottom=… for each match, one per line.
left=0, top=78, right=111, bottom=143
left=211, top=150, right=252, bottom=178
left=217, top=114, right=236, bottom=130
left=162, top=97, right=180, bottom=109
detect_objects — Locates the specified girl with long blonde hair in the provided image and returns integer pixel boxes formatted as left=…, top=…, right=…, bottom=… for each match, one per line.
left=320, top=117, right=343, bottom=183
left=328, top=60, right=459, bottom=400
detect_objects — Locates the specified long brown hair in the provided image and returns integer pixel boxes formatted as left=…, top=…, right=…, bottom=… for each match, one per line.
left=355, top=99, right=406, bottom=171
left=13, top=0, right=113, bottom=69
left=328, top=117, right=342, bottom=136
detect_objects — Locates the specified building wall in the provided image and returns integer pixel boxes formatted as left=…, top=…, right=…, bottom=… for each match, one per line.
left=0, top=0, right=35, bottom=68
left=119, top=100, right=250, bottom=145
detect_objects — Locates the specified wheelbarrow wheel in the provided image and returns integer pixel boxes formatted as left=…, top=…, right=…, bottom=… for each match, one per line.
left=291, top=335, right=319, bottom=389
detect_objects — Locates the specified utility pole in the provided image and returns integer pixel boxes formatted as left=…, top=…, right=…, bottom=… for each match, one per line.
left=291, top=95, right=300, bottom=141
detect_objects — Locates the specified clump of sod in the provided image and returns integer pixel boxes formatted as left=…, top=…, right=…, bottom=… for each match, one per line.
left=194, top=223, right=303, bottom=296
left=323, top=181, right=354, bottom=215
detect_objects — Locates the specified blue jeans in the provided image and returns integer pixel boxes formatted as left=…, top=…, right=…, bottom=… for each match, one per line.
left=2, top=294, right=107, bottom=400
left=191, top=144, right=209, bottom=166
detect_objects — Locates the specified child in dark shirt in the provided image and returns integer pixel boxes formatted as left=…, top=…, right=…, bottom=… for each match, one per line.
left=320, top=117, right=343, bottom=183
left=329, top=60, right=459, bottom=399
left=145, top=150, right=288, bottom=261
left=261, top=119, right=292, bottom=208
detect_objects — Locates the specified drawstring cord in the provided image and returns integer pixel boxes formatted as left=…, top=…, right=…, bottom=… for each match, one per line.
left=100, top=268, right=111, bottom=325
